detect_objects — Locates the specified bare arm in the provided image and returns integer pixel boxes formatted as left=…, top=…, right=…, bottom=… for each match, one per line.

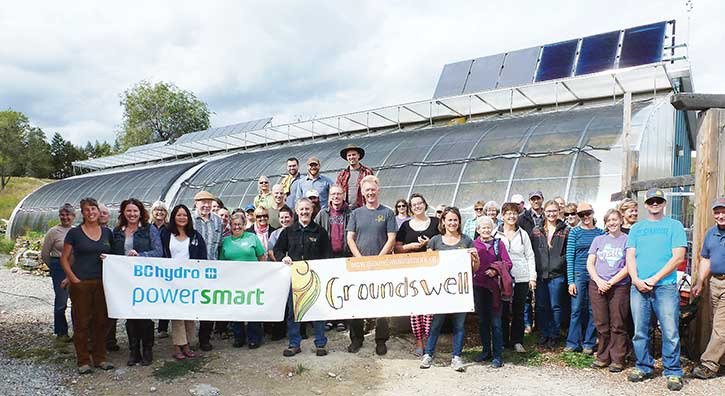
left=40, top=231, right=54, bottom=264
left=627, top=247, right=651, bottom=292
left=379, top=232, right=396, bottom=255
left=641, top=247, right=686, bottom=286
left=347, top=231, right=362, bottom=257
left=60, top=243, right=80, bottom=284
left=692, top=258, right=711, bottom=297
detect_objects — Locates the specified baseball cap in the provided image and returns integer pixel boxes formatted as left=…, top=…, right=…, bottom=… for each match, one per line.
left=644, top=188, right=666, bottom=203
left=712, top=197, right=725, bottom=210
left=306, top=189, right=320, bottom=198
left=244, top=204, right=255, bottom=212
left=510, top=194, right=525, bottom=204
left=528, top=191, right=543, bottom=200
left=307, top=156, right=321, bottom=165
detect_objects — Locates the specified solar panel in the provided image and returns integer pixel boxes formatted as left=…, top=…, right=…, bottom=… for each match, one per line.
left=175, top=117, right=273, bottom=144
left=535, top=39, right=578, bottom=82
left=462, top=54, right=505, bottom=94
left=433, top=60, right=473, bottom=98
left=575, top=31, right=621, bottom=75
left=619, top=21, right=666, bottom=68
left=125, top=140, right=170, bottom=153
left=497, top=46, right=540, bottom=89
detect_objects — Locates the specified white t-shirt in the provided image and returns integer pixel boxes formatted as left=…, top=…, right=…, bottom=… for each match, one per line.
left=169, top=236, right=190, bottom=259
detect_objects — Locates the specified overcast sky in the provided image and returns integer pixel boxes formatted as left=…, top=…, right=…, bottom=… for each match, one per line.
left=1, top=0, right=722, bottom=146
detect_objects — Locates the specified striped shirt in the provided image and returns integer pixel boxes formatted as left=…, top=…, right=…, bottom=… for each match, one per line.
left=566, top=226, right=605, bottom=283
left=193, top=211, right=223, bottom=260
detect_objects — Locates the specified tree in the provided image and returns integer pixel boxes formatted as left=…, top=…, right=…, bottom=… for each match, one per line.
left=23, top=127, right=53, bottom=178
left=116, top=81, right=211, bottom=150
left=0, top=110, right=29, bottom=190
left=82, top=140, right=112, bottom=159
left=50, top=132, right=86, bottom=179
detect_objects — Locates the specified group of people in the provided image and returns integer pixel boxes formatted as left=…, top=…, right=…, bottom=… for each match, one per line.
left=39, top=143, right=725, bottom=391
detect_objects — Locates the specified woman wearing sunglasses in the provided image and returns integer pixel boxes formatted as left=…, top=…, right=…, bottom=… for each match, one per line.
left=394, top=198, right=411, bottom=230
left=564, top=203, right=604, bottom=354
left=254, top=176, right=274, bottom=210
left=563, top=203, right=580, bottom=228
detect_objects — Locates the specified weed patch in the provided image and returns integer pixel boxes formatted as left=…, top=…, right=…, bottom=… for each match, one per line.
left=558, top=351, right=595, bottom=368
left=153, top=356, right=210, bottom=380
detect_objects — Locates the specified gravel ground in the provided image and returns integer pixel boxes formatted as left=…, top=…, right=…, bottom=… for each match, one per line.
left=1, top=263, right=724, bottom=396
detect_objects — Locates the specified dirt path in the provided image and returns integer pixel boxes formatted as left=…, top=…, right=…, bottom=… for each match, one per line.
left=1, top=265, right=723, bottom=396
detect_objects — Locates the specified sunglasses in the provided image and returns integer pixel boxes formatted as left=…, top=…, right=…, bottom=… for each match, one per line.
left=308, top=163, right=320, bottom=167
left=396, top=204, right=407, bottom=208
left=259, top=181, right=269, bottom=184
left=256, top=215, right=269, bottom=219
left=646, top=198, right=665, bottom=206
left=577, top=210, right=594, bottom=218
left=564, top=212, right=577, bottom=217
left=436, top=210, right=443, bottom=214
left=474, top=208, right=484, bottom=212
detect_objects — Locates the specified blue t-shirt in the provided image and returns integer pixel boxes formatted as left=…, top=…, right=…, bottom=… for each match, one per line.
left=626, top=217, right=687, bottom=285
left=701, top=226, right=725, bottom=275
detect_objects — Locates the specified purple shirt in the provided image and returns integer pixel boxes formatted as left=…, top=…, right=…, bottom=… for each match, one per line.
left=588, top=233, right=629, bottom=286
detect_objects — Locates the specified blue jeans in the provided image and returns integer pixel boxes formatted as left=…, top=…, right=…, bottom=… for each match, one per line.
left=231, top=322, right=263, bottom=345
left=48, top=258, right=69, bottom=336
left=566, top=274, right=596, bottom=350
left=286, top=290, right=327, bottom=348
left=425, top=312, right=466, bottom=357
left=536, top=276, right=566, bottom=340
left=473, top=286, right=503, bottom=361
left=524, top=290, right=534, bottom=327
left=630, top=284, right=683, bottom=376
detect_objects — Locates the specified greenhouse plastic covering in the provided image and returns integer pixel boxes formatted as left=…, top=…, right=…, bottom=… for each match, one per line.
left=10, top=99, right=659, bottom=239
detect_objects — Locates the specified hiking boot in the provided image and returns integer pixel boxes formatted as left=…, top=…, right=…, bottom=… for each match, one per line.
left=692, top=365, right=717, bottom=380
left=582, top=348, right=594, bottom=355
left=491, top=359, right=503, bottom=368
left=347, top=341, right=363, bottom=353
left=95, top=361, right=114, bottom=370
left=451, top=356, right=465, bottom=372
left=666, top=376, right=683, bottom=391
left=591, top=360, right=608, bottom=369
left=419, top=354, right=433, bottom=369
left=283, top=347, right=301, bottom=357
left=141, top=348, right=153, bottom=366
left=608, top=363, right=624, bottom=373
left=514, top=343, right=526, bottom=353
left=316, top=347, right=328, bottom=357
left=627, top=369, right=653, bottom=382
left=563, top=346, right=577, bottom=352
left=77, top=365, right=92, bottom=374
left=375, top=342, right=388, bottom=356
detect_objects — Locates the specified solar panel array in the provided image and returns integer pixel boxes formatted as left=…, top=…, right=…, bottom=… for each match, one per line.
left=433, top=21, right=670, bottom=98
left=174, top=117, right=272, bottom=144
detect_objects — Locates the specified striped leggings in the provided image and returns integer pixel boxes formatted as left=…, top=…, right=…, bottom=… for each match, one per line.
left=410, top=314, right=432, bottom=340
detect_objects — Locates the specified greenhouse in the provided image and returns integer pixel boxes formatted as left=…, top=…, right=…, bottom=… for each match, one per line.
left=6, top=20, right=694, bottom=239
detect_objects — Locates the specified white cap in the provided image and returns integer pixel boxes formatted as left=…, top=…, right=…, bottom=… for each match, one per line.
left=510, top=194, right=525, bottom=204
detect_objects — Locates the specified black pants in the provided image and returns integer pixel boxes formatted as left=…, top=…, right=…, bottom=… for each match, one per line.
left=502, top=282, right=529, bottom=346
left=126, top=319, right=154, bottom=350
left=199, top=321, right=214, bottom=344
left=349, top=318, right=389, bottom=344
left=157, top=319, right=169, bottom=333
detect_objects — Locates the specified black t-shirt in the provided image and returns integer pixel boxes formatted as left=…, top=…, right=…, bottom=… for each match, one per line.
left=396, top=217, right=440, bottom=252
left=65, top=226, right=113, bottom=280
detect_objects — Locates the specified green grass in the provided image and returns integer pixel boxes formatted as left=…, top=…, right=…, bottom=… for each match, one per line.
left=295, top=363, right=308, bottom=375
left=153, top=356, right=210, bottom=380
left=0, top=177, right=50, bottom=220
left=7, top=342, right=74, bottom=364
left=558, top=351, right=595, bottom=368
left=0, top=238, right=14, bottom=254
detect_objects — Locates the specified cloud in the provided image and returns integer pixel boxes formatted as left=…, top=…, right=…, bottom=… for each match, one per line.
left=0, top=1, right=722, bottom=146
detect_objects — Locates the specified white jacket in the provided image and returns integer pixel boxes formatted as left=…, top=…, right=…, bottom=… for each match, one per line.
left=495, top=227, right=536, bottom=283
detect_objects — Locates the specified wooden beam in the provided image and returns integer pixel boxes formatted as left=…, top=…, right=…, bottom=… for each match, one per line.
left=610, top=175, right=695, bottom=201
left=671, top=93, right=725, bottom=111
left=621, top=92, right=634, bottom=198
left=691, top=108, right=725, bottom=359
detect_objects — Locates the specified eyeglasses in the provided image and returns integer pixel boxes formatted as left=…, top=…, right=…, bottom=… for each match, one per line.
left=256, top=215, right=269, bottom=219
left=646, top=198, right=665, bottom=206
left=544, top=210, right=559, bottom=214
left=564, top=212, right=577, bottom=217
left=577, top=210, right=594, bottom=218
left=308, top=196, right=319, bottom=200
left=474, top=207, right=484, bottom=212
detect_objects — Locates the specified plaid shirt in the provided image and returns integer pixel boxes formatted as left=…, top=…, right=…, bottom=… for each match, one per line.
left=336, top=163, right=374, bottom=208
left=463, top=216, right=479, bottom=239
left=193, top=211, right=223, bottom=260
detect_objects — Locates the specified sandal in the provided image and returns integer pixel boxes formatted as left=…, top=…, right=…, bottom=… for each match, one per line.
left=182, top=347, right=197, bottom=358
left=172, top=352, right=186, bottom=360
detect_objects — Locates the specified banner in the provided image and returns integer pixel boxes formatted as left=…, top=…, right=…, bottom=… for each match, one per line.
left=291, top=250, right=474, bottom=321
left=103, top=255, right=291, bottom=321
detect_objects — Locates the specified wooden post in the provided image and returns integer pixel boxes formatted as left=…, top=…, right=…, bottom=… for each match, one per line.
left=621, top=92, right=633, bottom=197
left=691, top=108, right=725, bottom=358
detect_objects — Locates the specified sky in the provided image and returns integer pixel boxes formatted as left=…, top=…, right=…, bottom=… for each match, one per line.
left=1, top=0, right=722, bottom=146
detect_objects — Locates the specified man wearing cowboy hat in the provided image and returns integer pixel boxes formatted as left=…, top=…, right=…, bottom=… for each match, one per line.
left=336, top=144, right=374, bottom=209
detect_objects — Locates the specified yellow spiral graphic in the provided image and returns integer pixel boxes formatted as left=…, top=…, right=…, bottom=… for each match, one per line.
left=291, top=261, right=321, bottom=321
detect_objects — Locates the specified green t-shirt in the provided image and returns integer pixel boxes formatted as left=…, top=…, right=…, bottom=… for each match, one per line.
left=219, top=232, right=266, bottom=261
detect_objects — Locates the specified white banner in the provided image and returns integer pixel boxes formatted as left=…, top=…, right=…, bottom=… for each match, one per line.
left=291, top=250, right=474, bottom=321
left=103, top=255, right=291, bottom=321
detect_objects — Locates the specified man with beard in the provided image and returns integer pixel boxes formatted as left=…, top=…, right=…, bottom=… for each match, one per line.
left=290, top=156, right=334, bottom=210
left=337, top=145, right=374, bottom=208
left=518, top=191, right=545, bottom=236
left=282, top=157, right=301, bottom=207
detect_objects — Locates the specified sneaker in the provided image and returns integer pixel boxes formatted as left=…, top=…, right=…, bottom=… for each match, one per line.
left=514, top=343, right=526, bottom=353
left=563, top=346, right=577, bottom=352
left=316, top=347, right=328, bottom=357
left=491, top=359, right=503, bottom=368
left=666, top=376, right=683, bottom=391
left=95, top=361, right=114, bottom=370
left=336, top=322, right=347, bottom=332
left=157, top=331, right=169, bottom=339
left=248, top=342, right=260, bottom=350
left=451, top=356, right=465, bottom=372
left=591, top=360, right=608, bottom=369
left=524, top=325, right=532, bottom=335
left=692, top=365, right=717, bottom=380
left=608, top=363, right=624, bottom=373
left=375, top=342, right=388, bottom=356
left=582, top=348, right=594, bottom=355
left=347, top=342, right=362, bottom=353
left=283, top=347, right=301, bottom=357
left=473, top=352, right=492, bottom=362
left=77, top=365, right=92, bottom=374
left=627, top=369, right=653, bottom=382
left=325, top=322, right=333, bottom=331
left=419, top=354, right=433, bottom=369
